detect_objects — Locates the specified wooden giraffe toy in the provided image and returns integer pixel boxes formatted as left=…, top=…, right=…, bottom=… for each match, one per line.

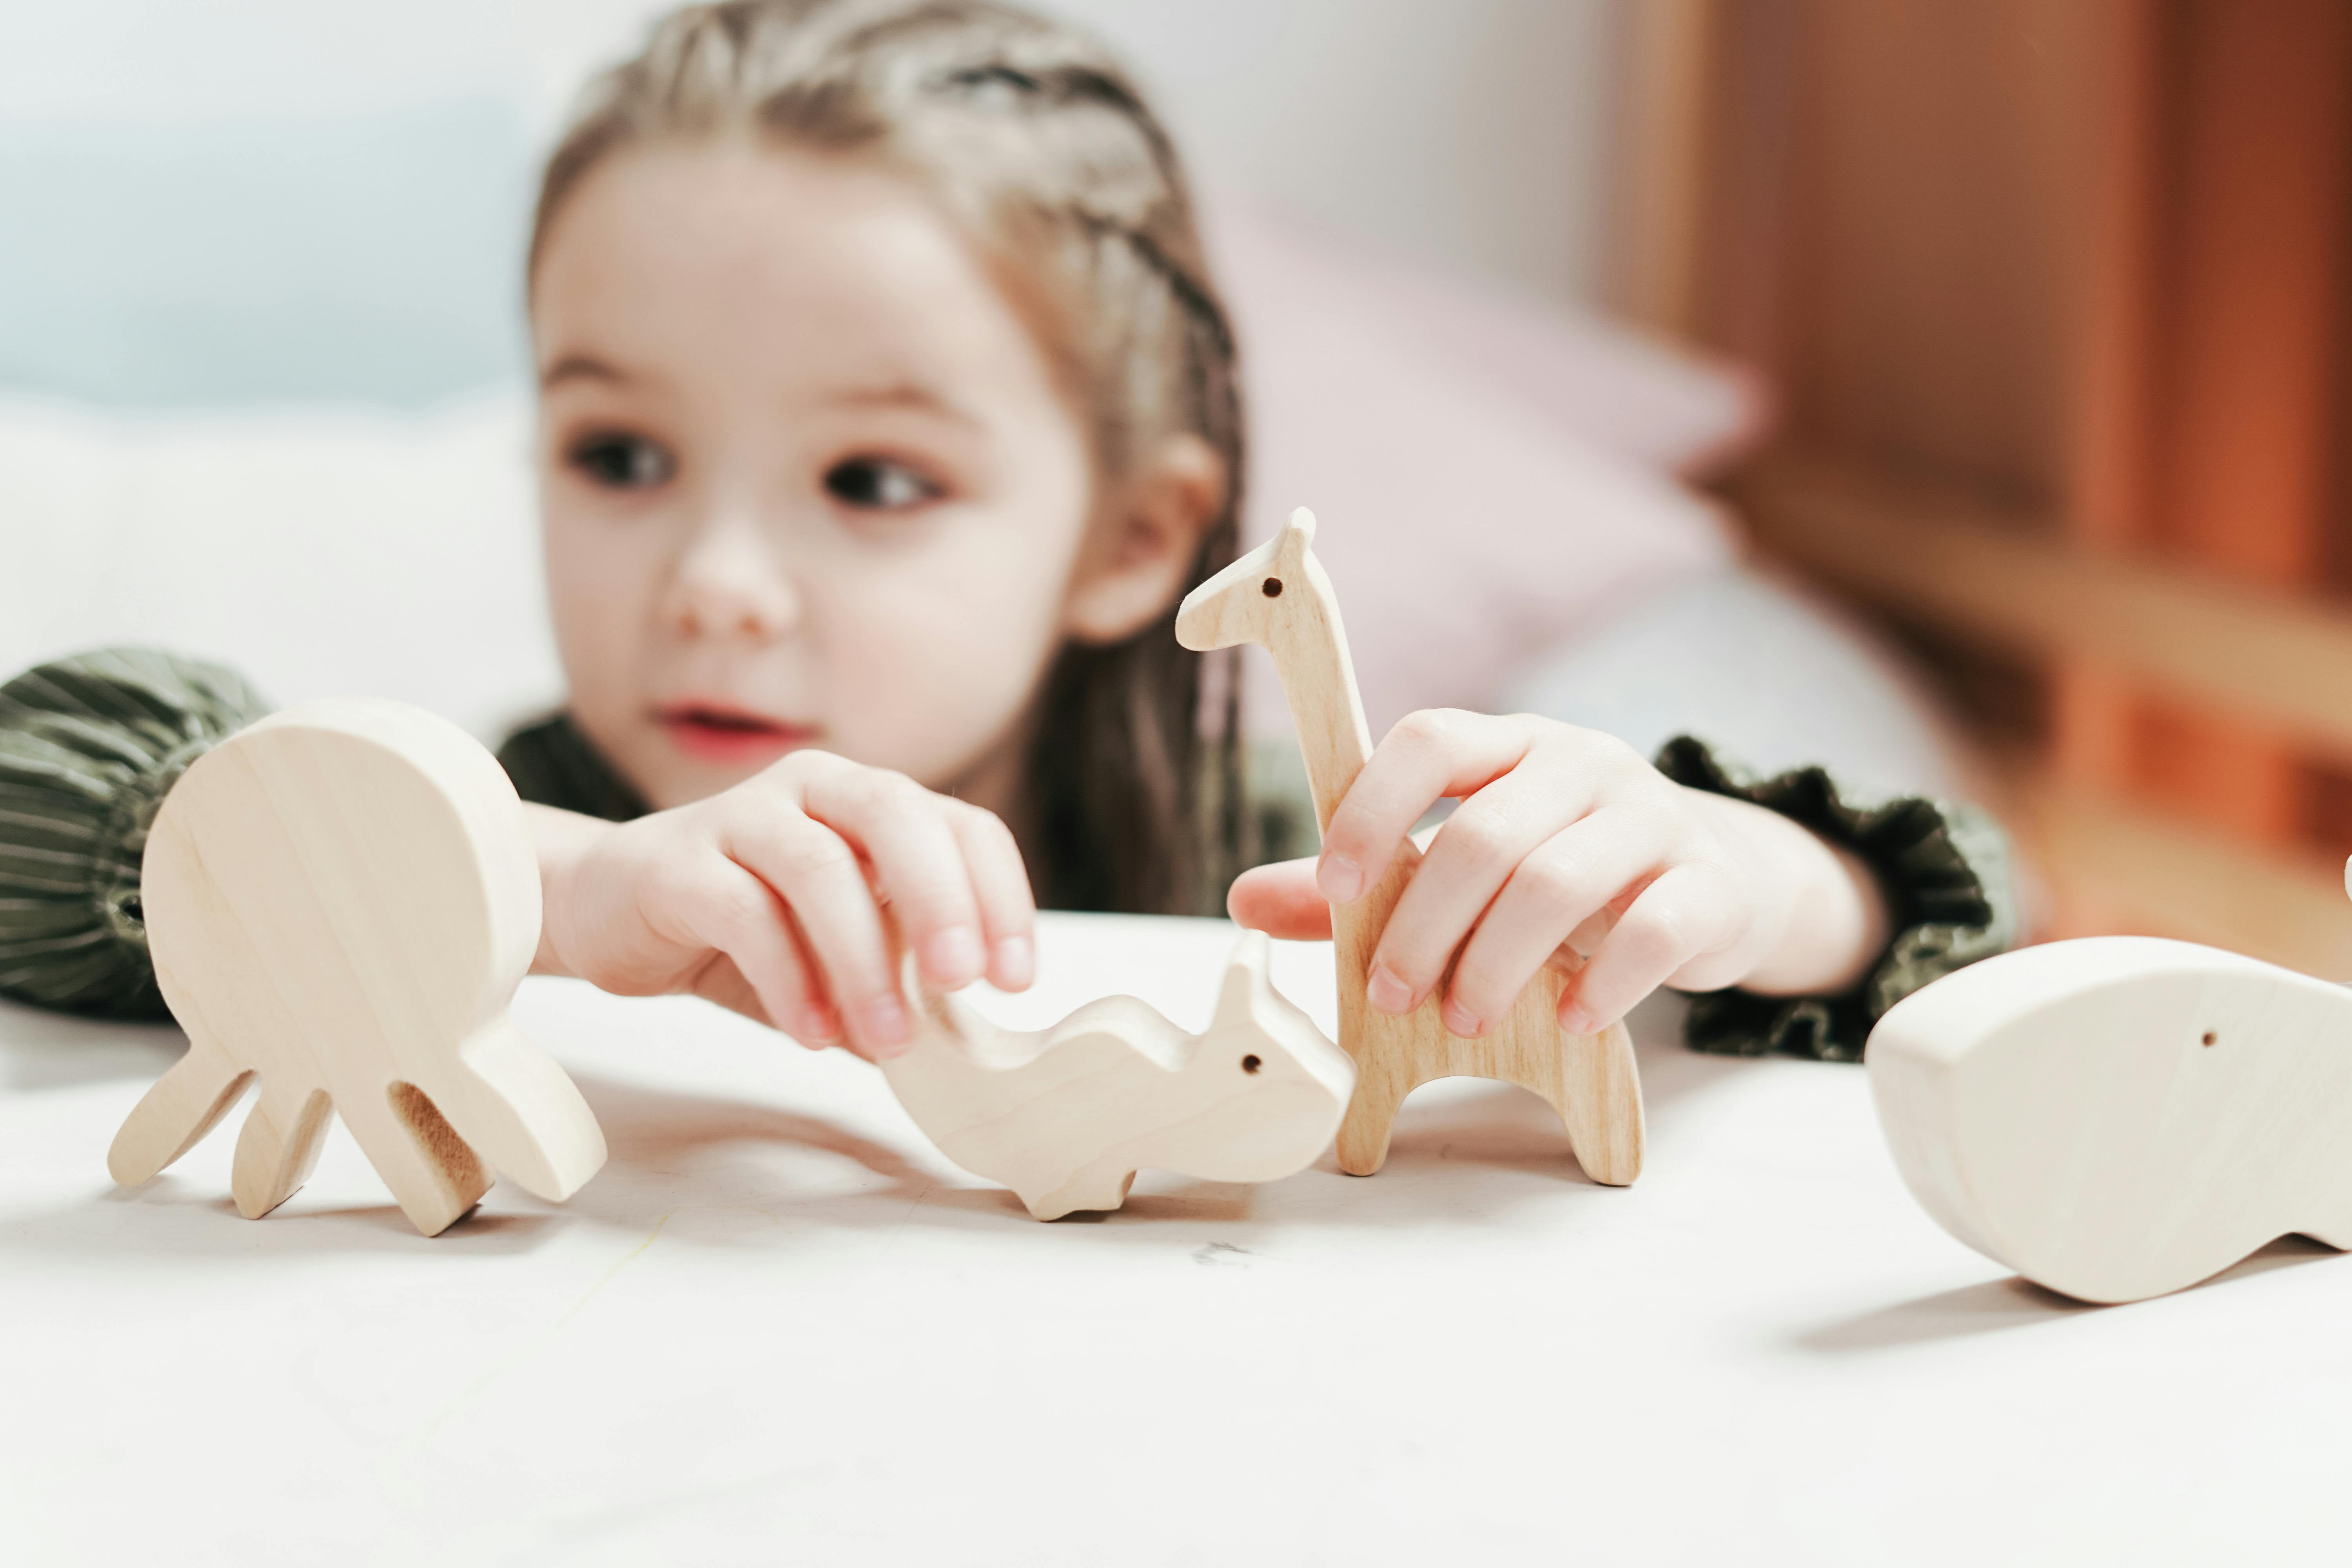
left=1869, top=918, right=2352, bottom=1304
left=107, top=699, right=606, bottom=1236
left=880, top=930, right=1355, bottom=1220
left=1176, top=507, right=1645, bottom=1183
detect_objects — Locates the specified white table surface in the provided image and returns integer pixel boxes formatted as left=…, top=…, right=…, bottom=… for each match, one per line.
left=4, top=911, right=2347, bottom=1567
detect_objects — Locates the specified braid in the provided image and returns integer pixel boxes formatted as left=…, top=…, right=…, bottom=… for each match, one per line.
left=534, top=0, right=1250, bottom=913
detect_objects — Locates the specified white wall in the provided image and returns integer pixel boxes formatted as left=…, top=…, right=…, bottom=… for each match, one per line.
left=0, top=0, right=1626, bottom=308
left=1036, top=0, right=1625, bottom=305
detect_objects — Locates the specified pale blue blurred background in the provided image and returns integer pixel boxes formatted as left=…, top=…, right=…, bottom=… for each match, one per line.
left=0, top=0, right=1626, bottom=409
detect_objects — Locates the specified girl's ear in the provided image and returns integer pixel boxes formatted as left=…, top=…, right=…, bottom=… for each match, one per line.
left=1063, top=433, right=1228, bottom=646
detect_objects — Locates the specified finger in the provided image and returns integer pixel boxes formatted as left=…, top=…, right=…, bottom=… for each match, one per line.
left=1557, top=861, right=1743, bottom=1033
left=797, top=763, right=987, bottom=991
left=1227, top=858, right=1334, bottom=940
left=720, top=816, right=908, bottom=1059
left=686, top=913, right=838, bottom=1051
left=1368, top=760, right=1616, bottom=1014
left=946, top=799, right=1037, bottom=990
left=669, top=858, right=838, bottom=1047
left=1318, top=710, right=1544, bottom=905
left=1439, top=812, right=1663, bottom=1035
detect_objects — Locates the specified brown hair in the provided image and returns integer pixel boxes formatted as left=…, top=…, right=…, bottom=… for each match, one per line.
left=530, top=0, right=1245, bottom=915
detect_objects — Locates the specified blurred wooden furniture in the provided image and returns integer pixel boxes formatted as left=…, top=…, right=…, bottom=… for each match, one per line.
left=1614, top=0, right=2352, bottom=977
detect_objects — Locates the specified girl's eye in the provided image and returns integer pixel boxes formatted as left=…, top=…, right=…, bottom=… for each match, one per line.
left=568, top=433, right=675, bottom=490
left=824, top=456, right=942, bottom=511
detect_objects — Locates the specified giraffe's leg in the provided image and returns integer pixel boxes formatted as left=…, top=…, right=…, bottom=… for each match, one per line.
left=107, top=1037, right=252, bottom=1187
left=342, top=1079, right=492, bottom=1236
left=1334, top=1074, right=1412, bottom=1177
left=1549, top=1022, right=1644, bottom=1186
left=229, top=1081, right=335, bottom=1220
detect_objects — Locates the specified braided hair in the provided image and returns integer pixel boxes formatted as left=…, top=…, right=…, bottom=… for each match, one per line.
left=531, top=0, right=1248, bottom=915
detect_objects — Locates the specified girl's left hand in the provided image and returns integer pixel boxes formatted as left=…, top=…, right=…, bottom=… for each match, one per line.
left=1227, top=711, right=1887, bottom=1036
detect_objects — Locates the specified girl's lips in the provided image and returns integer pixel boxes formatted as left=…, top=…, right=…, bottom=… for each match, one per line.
left=655, top=703, right=818, bottom=765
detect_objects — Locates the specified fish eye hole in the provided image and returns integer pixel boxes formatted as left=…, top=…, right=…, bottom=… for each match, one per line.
left=1241, top=1054, right=1262, bottom=1074
left=1261, top=577, right=1283, bottom=597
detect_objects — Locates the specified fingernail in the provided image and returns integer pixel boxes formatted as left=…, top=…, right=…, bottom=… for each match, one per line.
left=798, top=1005, right=840, bottom=1044
left=1561, top=1004, right=1595, bottom=1035
left=993, top=935, right=1034, bottom=988
left=1441, top=998, right=1482, bottom=1037
left=1318, top=853, right=1363, bottom=904
left=924, top=927, right=984, bottom=986
left=1366, top=962, right=1412, bottom=1014
left=860, top=993, right=910, bottom=1050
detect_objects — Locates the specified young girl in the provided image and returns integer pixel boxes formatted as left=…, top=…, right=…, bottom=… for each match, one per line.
left=0, top=0, right=2011, bottom=1067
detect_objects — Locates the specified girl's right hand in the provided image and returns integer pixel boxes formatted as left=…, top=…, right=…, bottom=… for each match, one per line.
left=529, top=752, right=1036, bottom=1060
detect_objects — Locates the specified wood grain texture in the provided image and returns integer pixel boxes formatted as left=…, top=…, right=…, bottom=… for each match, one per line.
left=879, top=931, right=1354, bottom=1220
left=1177, top=508, right=1644, bottom=1183
left=107, top=699, right=606, bottom=1236
left=1867, top=932, right=2352, bottom=1303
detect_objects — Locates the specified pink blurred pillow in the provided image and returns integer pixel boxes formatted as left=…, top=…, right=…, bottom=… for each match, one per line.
left=1208, top=205, right=1745, bottom=740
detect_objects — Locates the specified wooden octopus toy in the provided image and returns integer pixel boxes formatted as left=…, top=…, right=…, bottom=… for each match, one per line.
left=107, top=699, right=606, bottom=1236
left=1176, top=508, right=1645, bottom=1184
left=1870, top=924, right=2352, bottom=1304
left=879, top=930, right=1355, bottom=1220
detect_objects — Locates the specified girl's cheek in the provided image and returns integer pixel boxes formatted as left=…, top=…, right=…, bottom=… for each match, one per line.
left=542, top=506, right=664, bottom=713
left=823, top=546, right=1063, bottom=779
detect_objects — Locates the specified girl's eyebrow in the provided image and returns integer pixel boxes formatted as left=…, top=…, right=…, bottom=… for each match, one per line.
left=830, top=381, right=980, bottom=426
left=540, top=353, right=632, bottom=389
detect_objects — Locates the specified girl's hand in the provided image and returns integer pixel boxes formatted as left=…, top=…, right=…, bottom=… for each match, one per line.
left=529, top=753, right=1035, bottom=1060
left=1227, top=711, right=1887, bottom=1036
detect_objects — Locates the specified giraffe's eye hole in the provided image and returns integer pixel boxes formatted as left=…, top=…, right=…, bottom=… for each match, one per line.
left=1241, top=1054, right=1263, bottom=1074
left=1261, top=577, right=1283, bottom=597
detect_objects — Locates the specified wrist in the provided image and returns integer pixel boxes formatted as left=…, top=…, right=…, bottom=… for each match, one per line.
left=1690, top=789, right=1889, bottom=997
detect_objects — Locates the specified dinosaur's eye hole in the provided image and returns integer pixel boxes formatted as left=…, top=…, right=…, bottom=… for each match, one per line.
left=1261, top=577, right=1283, bottom=597
left=1241, top=1054, right=1263, bottom=1074
left=2201, top=1031, right=2218, bottom=1048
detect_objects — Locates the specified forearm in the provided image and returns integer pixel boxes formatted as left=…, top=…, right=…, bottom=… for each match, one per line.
left=525, top=801, right=617, bottom=977
left=1682, top=787, right=1889, bottom=998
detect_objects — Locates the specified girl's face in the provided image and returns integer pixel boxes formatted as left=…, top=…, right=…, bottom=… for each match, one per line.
left=531, top=145, right=1112, bottom=811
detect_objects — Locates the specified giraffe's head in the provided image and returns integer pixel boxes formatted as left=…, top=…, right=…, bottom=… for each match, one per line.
left=1175, top=506, right=1319, bottom=653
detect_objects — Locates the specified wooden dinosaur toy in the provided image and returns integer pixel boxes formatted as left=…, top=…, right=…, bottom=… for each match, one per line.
left=1176, top=506, right=1644, bottom=1183
left=1869, top=927, right=2352, bottom=1304
left=878, top=930, right=1355, bottom=1219
left=107, top=698, right=606, bottom=1236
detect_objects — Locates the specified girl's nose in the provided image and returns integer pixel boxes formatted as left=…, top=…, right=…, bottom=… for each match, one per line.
left=664, top=516, right=800, bottom=642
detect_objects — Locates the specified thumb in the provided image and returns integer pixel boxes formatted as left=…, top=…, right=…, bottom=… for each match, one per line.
left=1226, top=857, right=1334, bottom=940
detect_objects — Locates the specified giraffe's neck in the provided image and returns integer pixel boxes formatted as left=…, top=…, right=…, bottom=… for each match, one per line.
left=1266, top=586, right=1374, bottom=837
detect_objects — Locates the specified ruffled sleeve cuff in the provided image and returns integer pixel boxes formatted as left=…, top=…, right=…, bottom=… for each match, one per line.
left=0, top=648, right=271, bottom=1019
left=1652, top=734, right=2020, bottom=1062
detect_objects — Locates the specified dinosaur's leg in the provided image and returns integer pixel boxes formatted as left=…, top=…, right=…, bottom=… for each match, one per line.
left=1545, top=1022, right=1644, bottom=1187
left=229, top=1081, right=335, bottom=1219
left=344, top=1078, right=492, bottom=1237
left=440, top=1017, right=607, bottom=1202
left=107, top=1036, right=252, bottom=1187
left=1026, top=1164, right=1138, bottom=1221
